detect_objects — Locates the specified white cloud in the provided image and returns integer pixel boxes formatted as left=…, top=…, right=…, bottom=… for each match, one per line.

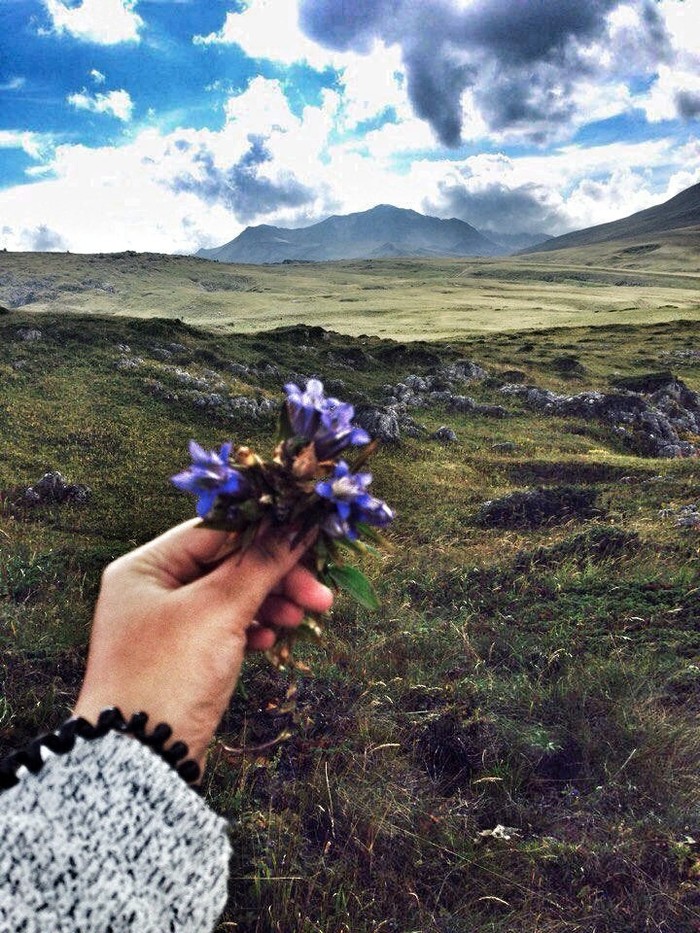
left=90, top=69, right=106, bottom=84
left=193, top=0, right=336, bottom=69
left=43, top=0, right=143, bottom=45
left=658, top=0, right=700, bottom=58
left=640, top=64, right=700, bottom=122
left=0, top=130, right=51, bottom=160
left=67, top=88, right=134, bottom=122
left=0, top=77, right=26, bottom=91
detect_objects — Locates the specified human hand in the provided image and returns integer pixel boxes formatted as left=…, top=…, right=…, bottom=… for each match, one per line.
left=73, top=519, right=334, bottom=770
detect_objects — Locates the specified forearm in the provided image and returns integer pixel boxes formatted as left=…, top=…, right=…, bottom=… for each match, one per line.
left=0, top=731, right=230, bottom=932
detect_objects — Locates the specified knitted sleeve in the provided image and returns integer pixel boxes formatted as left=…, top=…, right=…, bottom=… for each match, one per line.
left=0, top=730, right=231, bottom=932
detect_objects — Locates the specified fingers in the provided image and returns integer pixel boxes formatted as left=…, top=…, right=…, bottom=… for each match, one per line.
left=257, top=595, right=304, bottom=629
left=202, top=526, right=316, bottom=612
left=277, top=564, right=334, bottom=615
left=246, top=622, right=277, bottom=652
left=124, top=519, right=240, bottom=587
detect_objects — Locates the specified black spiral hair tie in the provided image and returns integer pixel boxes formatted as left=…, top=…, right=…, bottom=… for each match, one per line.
left=0, top=708, right=201, bottom=794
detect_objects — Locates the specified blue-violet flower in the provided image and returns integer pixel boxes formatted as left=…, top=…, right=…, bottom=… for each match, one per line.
left=285, top=379, right=370, bottom=458
left=316, top=460, right=394, bottom=540
left=171, top=440, right=247, bottom=518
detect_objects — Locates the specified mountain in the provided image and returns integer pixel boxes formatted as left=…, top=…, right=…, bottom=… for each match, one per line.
left=521, top=182, right=700, bottom=255
left=196, top=204, right=504, bottom=264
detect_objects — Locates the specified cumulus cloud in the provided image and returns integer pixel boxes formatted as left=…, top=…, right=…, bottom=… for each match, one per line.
left=90, top=69, right=106, bottom=84
left=42, top=0, right=143, bottom=45
left=67, top=88, right=134, bottom=121
left=170, top=135, right=316, bottom=222
left=297, top=0, right=672, bottom=145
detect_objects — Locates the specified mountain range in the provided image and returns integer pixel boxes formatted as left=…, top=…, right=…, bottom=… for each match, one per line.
left=195, top=204, right=548, bottom=264
left=196, top=181, right=700, bottom=265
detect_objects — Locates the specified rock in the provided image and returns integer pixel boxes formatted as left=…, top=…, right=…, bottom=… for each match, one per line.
left=441, top=359, right=487, bottom=382
left=229, top=363, right=251, bottom=379
left=491, top=442, right=517, bottom=452
left=431, top=426, right=458, bottom=443
left=354, top=406, right=401, bottom=443
left=17, top=328, right=43, bottom=342
left=499, top=377, right=700, bottom=458
left=116, top=355, right=143, bottom=370
left=20, top=471, right=91, bottom=506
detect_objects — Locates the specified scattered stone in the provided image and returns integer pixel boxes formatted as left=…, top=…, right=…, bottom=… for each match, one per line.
left=659, top=503, right=700, bottom=528
left=16, top=328, right=43, bottom=342
left=447, top=396, right=508, bottom=417
left=142, top=377, right=276, bottom=421
left=150, top=347, right=173, bottom=360
left=116, top=344, right=131, bottom=353
left=19, top=471, right=91, bottom=506
left=491, top=442, right=517, bottom=452
left=116, top=355, right=143, bottom=370
left=500, top=375, right=700, bottom=458
left=354, top=406, right=401, bottom=444
left=11, top=360, right=29, bottom=370
left=431, top=426, right=458, bottom=443
left=229, top=363, right=251, bottom=379
left=475, top=485, right=600, bottom=529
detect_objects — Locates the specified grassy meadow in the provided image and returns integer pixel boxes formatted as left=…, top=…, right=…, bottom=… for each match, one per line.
left=1, top=245, right=700, bottom=339
left=1, top=296, right=699, bottom=931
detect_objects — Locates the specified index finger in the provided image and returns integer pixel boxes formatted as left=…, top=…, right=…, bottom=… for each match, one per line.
left=125, top=518, right=240, bottom=587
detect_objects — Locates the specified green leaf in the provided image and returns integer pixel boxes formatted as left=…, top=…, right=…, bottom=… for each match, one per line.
left=276, top=401, right=294, bottom=442
left=326, top=563, right=380, bottom=610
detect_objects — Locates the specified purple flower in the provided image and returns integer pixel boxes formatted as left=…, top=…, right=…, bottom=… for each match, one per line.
left=284, top=378, right=326, bottom=439
left=284, top=379, right=370, bottom=458
left=315, top=401, right=370, bottom=459
left=172, top=440, right=247, bottom=518
left=316, top=460, right=394, bottom=540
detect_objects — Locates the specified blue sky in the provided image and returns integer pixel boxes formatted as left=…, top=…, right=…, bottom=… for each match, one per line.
left=0, top=0, right=699, bottom=252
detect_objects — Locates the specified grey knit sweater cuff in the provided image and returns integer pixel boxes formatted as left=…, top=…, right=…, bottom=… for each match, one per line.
left=0, top=730, right=231, bottom=932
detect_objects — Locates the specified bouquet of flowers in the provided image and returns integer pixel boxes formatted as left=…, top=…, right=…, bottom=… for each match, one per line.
left=172, top=379, right=394, bottom=668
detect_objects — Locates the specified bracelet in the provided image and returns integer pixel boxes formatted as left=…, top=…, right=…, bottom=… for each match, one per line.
left=0, top=707, right=201, bottom=794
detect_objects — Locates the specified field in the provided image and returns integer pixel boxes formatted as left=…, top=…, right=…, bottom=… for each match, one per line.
left=1, top=271, right=699, bottom=930
left=1, top=242, right=700, bottom=339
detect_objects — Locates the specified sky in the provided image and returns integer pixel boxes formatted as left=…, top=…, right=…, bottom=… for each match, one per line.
left=0, top=0, right=699, bottom=254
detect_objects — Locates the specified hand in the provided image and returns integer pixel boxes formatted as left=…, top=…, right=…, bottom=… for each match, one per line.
left=73, top=519, right=334, bottom=770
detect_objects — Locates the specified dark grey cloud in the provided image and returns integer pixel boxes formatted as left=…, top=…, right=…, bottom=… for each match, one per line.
left=170, top=134, right=315, bottom=222
left=299, top=0, right=672, bottom=146
left=425, top=179, right=568, bottom=235
left=675, top=89, right=700, bottom=120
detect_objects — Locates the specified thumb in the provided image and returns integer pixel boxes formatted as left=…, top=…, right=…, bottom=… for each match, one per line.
left=201, top=526, right=316, bottom=614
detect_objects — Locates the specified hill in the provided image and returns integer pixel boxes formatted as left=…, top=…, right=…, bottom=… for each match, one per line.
left=196, top=204, right=503, bottom=263
left=1, top=250, right=699, bottom=340
left=523, top=181, right=700, bottom=254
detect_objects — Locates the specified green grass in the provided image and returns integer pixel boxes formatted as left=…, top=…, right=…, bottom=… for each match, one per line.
left=1, top=310, right=699, bottom=932
left=2, top=249, right=700, bottom=340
